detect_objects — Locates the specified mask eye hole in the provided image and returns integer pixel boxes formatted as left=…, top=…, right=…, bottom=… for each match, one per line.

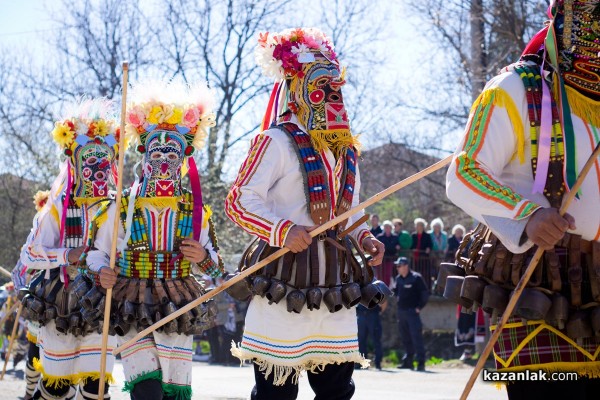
left=167, top=152, right=179, bottom=161
left=150, top=152, right=162, bottom=160
left=315, top=77, right=330, bottom=88
left=328, top=93, right=341, bottom=102
left=85, top=156, right=97, bottom=165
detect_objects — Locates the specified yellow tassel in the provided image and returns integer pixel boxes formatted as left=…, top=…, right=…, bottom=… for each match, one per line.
left=307, top=130, right=361, bottom=157
left=72, top=197, right=107, bottom=207
left=135, top=197, right=180, bottom=210
left=26, top=331, right=37, bottom=344
left=33, top=358, right=115, bottom=388
left=470, top=88, right=525, bottom=164
left=202, top=205, right=212, bottom=229
left=50, top=205, right=60, bottom=225
left=564, top=85, right=600, bottom=128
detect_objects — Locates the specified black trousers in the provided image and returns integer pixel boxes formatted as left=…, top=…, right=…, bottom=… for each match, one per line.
left=507, top=377, right=600, bottom=400
left=398, top=308, right=425, bottom=363
left=251, top=362, right=355, bottom=400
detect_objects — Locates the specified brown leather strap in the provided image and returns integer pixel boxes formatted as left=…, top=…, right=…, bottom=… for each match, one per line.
left=138, top=279, right=147, bottom=304
left=263, top=245, right=279, bottom=277
left=492, top=243, right=512, bottom=284
left=239, top=238, right=258, bottom=272
left=182, top=276, right=203, bottom=298
left=337, top=214, right=370, bottom=239
left=325, top=231, right=339, bottom=287
left=153, top=280, right=169, bottom=304
left=339, top=246, right=349, bottom=283
left=295, top=250, right=309, bottom=288
left=165, top=279, right=182, bottom=305
left=309, top=240, right=320, bottom=285
left=568, top=235, right=582, bottom=307
left=545, top=249, right=562, bottom=292
left=510, top=252, right=525, bottom=287
left=474, top=243, right=493, bottom=277
left=280, top=252, right=295, bottom=282
left=174, top=279, right=193, bottom=303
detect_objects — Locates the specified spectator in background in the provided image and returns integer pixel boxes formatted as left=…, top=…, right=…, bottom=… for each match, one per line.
left=429, top=218, right=448, bottom=254
left=411, top=218, right=432, bottom=260
left=446, top=224, right=467, bottom=261
left=376, top=220, right=399, bottom=286
left=370, top=214, right=382, bottom=237
left=393, top=218, right=412, bottom=255
left=356, top=300, right=387, bottom=370
left=394, top=257, right=429, bottom=372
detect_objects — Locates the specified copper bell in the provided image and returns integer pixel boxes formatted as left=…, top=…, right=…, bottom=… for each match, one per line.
left=547, top=294, right=569, bottom=330
left=162, top=302, right=179, bottom=334
left=138, top=303, right=153, bottom=328
left=252, top=275, right=272, bottom=297
left=436, top=263, right=465, bottom=295
left=360, top=283, right=384, bottom=309
left=324, top=287, right=344, bottom=313
left=266, top=279, right=287, bottom=305
left=567, top=311, right=592, bottom=345
left=341, top=283, right=362, bottom=309
left=55, top=317, right=69, bottom=334
left=69, top=314, right=82, bottom=337
left=81, top=307, right=97, bottom=325
left=44, top=305, right=57, bottom=321
left=81, top=287, right=103, bottom=311
left=514, top=289, right=551, bottom=321
left=178, top=311, right=194, bottom=334
left=17, top=287, right=30, bottom=301
left=122, top=300, right=137, bottom=324
left=28, top=297, right=45, bottom=316
left=113, top=314, right=131, bottom=336
left=443, top=276, right=473, bottom=309
left=286, top=289, right=306, bottom=313
left=306, top=288, right=323, bottom=311
left=72, top=278, right=92, bottom=300
left=460, top=276, right=487, bottom=309
left=590, top=307, right=600, bottom=337
left=224, top=273, right=253, bottom=301
left=373, top=280, right=393, bottom=298
left=481, top=285, right=509, bottom=324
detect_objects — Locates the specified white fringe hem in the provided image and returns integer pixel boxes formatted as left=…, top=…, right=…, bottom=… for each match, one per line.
left=231, top=341, right=370, bottom=386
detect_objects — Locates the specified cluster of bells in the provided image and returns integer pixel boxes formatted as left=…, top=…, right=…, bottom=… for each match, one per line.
left=437, top=262, right=600, bottom=344
left=225, top=273, right=392, bottom=314
left=19, top=273, right=217, bottom=337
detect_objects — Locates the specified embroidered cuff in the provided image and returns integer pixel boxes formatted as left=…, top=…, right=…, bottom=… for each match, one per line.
left=357, top=230, right=373, bottom=246
left=270, top=220, right=295, bottom=248
left=196, top=253, right=223, bottom=279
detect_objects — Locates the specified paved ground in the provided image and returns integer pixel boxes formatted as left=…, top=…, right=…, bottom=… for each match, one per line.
left=0, top=360, right=506, bottom=399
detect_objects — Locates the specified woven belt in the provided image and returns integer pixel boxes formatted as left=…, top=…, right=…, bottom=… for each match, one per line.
left=118, top=250, right=191, bottom=279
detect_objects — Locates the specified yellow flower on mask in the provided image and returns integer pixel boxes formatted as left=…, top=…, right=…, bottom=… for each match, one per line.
left=94, top=119, right=110, bottom=136
left=52, top=122, right=75, bottom=148
left=147, top=106, right=163, bottom=124
left=166, top=107, right=183, bottom=125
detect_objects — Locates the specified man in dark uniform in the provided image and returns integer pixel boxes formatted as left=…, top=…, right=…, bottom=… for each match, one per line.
left=394, top=257, right=429, bottom=371
left=356, top=300, right=387, bottom=370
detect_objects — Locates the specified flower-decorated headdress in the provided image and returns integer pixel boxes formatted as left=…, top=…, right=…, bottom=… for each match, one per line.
left=125, top=81, right=216, bottom=157
left=51, top=100, right=120, bottom=158
left=255, top=27, right=338, bottom=81
left=33, top=190, right=51, bottom=212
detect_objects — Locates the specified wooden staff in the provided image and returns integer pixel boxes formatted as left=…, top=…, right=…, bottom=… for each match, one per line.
left=0, top=303, right=23, bottom=380
left=0, top=266, right=12, bottom=279
left=460, top=141, right=600, bottom=400
left=97, top=62, right=129, bottom=396
left=114, top=153, right=453, bottom=355
left=0, top=301, right=19, bottom=330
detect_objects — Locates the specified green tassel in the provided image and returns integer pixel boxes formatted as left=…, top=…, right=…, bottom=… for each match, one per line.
left=162, top=383, right=192, bottom=400
left=122, top=370, right=163, bottom=393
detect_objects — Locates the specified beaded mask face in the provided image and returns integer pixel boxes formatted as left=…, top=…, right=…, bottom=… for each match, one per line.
left=72, top=141, right=114, bottom=199
left=557, top=0, right=600, bottom=99
left=140, top=131, right=185, bottom=197
left=290, top=58, right=350, bottom=135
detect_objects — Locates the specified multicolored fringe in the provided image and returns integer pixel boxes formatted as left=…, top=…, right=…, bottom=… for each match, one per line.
left=33, top=358, right=114, bottom=389
left=122, top=369, right=192, bottom=400
left=231, top=338, right=369, bottom=386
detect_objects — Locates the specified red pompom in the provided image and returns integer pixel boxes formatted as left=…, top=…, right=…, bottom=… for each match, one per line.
left=64, top=148, right=72, bottom=156
left=184, top=146, right=195, bottom=156
left=137, top=144, right=146, bottom=154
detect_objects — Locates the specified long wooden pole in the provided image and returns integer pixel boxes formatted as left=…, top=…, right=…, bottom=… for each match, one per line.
left=97, top=62, right=129, bottom=396
left=0, top=301, right=19, bottom=330
left=460, top=141, right=600, bottom=400
left=114, top=154, right=453, bottom=355
left=0, top=266, right=12, bottom=279
left=0, top=303, right=23, bottom=380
